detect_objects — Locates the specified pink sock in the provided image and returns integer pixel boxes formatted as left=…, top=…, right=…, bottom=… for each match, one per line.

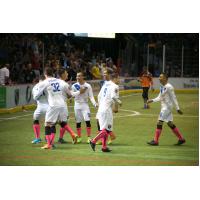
left=45, top=135, right=51, bottom=146
left=154, top=128, right=162, bottom=143
left=50, top=133, right=55, bottom=145
left=64, top=125, right=76, bottom=138
left=33, top=124, right=40, bottom=139
left=86, top=127, right=91, bottom=137
left=92, top=129, right=108, bottom=143
left=59, top=127, right=65, bottom=139
left=102, top=134, right=108, bottom=149
left=172, top=127, right=184, bottom=140
left=77, top=128, right=82, bottom=137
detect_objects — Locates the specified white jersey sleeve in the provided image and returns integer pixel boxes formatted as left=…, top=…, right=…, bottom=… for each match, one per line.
left=152, top=92, right=161, bottom=102
left=168, top=85, right=180, bottom=110
left=88, top=84, right=97, bottom=107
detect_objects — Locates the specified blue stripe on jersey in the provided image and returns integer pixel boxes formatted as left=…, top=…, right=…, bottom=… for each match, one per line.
left=74, top=84, right=80, bottom=91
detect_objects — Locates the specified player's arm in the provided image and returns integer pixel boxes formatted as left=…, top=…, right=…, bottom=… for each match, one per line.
left=168, top=86, right=183, bottom=114
left=111, top=86, right=122, bottom=106
left=147, top=92, right=161, bottom=104
left=88, top=85, right=98, bottom=107
left=33, top=82, right=47, bottom=100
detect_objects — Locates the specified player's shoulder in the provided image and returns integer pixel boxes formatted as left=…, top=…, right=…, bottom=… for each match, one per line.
left=84, top=82, right=91, bottom=88
left=166, top=83, right=174, bottom=90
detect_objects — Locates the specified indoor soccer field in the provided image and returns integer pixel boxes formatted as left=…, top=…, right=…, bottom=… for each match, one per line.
left=0, top=92, right=198, bottom=166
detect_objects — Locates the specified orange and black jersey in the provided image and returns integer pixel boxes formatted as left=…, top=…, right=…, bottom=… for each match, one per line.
left=139, top=72, right=153, bottom=87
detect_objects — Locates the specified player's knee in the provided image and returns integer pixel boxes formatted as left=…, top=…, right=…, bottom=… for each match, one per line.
left=60, top=121, right=67, bottom=128
left=51, top=126, right=56, bottom=134
left=45, top=126, right=51, bottom=135
left=33, top=120, right=39, bottom=124
left=157, top=120, right=163, bottom=129
left=167, top=121, right=176, bottom=129
left=85, top=121, right=91, bottom=127
left=76, top=122, right=81, bottom=128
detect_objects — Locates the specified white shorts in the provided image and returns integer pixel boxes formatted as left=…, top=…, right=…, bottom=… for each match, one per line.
left=97, top=110, right=113, bottom=131
left=33, top=104, right=48, bottom=120
left=74, top=106, right=91, bottom=123
left=45, top=106, right=68, bottom=124
left=158, top=108, right=173, bottom=122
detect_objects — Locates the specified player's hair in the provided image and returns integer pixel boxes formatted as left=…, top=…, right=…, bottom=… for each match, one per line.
left=110, top=72, right=119, bottom=80
left=161, top=72, right=168, bottom=79
left=40, top=75, right=46, bottom=81
left=57, top=67, right=66, bottom=77
left=44, top=67, right=53, bottom=76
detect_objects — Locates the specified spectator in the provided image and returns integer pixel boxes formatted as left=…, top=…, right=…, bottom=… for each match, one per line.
left=24, top=63, right=36, bottom=83
left=0, top=63, right=10, bottom=85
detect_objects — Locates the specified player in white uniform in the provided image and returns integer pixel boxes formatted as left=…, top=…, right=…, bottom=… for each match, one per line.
left=89, top=70, right=122, bottom=152
left=34, top=67, right=86, bottom=149
left=147, top=73, right=186, bottom=145
left=71, top=72, right=98, bottom=143
left=32, top=75, right=48, bottom=144
left=57, top=68, right=79, bottom=144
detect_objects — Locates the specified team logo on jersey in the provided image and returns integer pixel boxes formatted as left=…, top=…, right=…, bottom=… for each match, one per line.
left=88, top=113, right=91, bottom=118
left=115, top=89, right=118, bottom=93
left=74, top=84, right=80, bottom=91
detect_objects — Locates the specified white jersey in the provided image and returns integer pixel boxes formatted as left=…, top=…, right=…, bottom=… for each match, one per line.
left=72, top=82, right=97, bottom=108
left=97, top=80, right=119, bottom=113
left=152, top=83, right=180, bottom=110
left=32, top=82, right=48, bottom=106
left=36, top=77, right=80, bottom=107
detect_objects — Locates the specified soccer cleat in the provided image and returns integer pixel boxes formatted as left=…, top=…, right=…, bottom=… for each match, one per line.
left=147, top=140, right=159, bottom=146
left=102, top=148, right=112, bottom=152
left=31, top=138, right=42, bottom=144
left=77, top=137, right=82, bottom=143
left=58, top=138, right=67, bottom=144
left=175, top=139, right=186, bottom=145
left=41, top=144, right=52, bottom=149
left=87, top=137, right=91, bottom=144
left=72, top=134, right=78, bottom=144
left=89, top=140, right=96, bottom=151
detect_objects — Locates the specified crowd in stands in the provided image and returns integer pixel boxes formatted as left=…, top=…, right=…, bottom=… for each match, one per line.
left=0, top=34, right=119, bottom=85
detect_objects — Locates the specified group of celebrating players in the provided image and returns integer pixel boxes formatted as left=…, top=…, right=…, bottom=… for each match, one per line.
left=32, top=67, right=121, bottom=152
left=32, top=66, right=186, bottom=153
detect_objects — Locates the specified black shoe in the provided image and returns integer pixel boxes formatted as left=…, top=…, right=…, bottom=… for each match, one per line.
left=175, top=139, right=186, bottom=145
left=89, top=140, right=96, bottom=151
left=102, top=148, right=112, bottom=152
left=58, top=138, right=67, bottom=144
left=147, top=140, right=159, bottom=146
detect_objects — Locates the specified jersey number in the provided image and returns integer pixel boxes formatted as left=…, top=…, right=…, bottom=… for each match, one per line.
left=103, top=88, right=107, bottom=97
left=51, top=83, right=60, bottom=92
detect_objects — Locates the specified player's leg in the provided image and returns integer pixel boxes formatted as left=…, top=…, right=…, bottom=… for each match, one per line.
left=96, top=119, right=102, bottom=145
left=142, top=87, right=149, bottom=109
left=90, top=112, right=112, bottom=152
left=41, top=106, right=59, bottom=149
left=32, top=107, right=42, bottom=144
left=83, top=106, right=92, bottom=143
left=75, top=109, right=83, bottom=143
left=167, top=121, right=186, bottom=145
left=147, top=120, right=163, bottom=145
